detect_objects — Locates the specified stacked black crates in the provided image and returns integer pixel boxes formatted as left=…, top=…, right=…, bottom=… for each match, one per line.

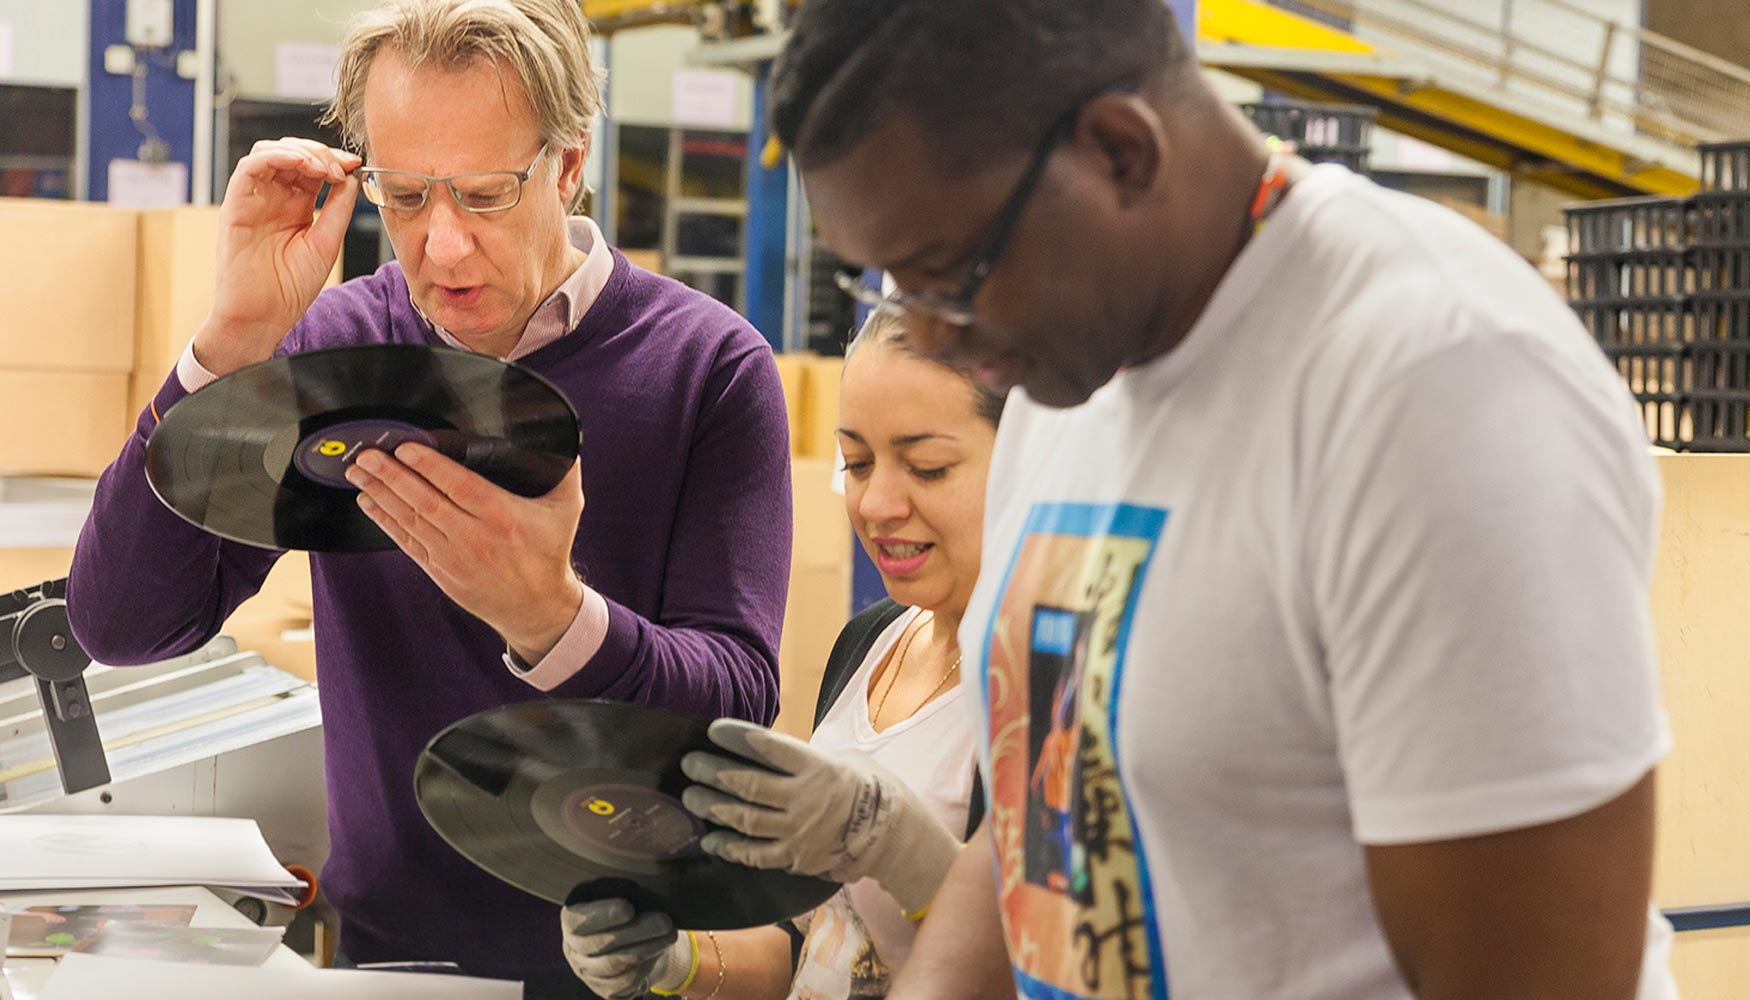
left=1240, top=101, right=1375, bottom=175
left=1566, top=140, right=1750, bottom=451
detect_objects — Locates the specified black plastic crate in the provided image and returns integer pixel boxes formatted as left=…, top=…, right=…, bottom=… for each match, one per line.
left=1691, top=192, right=1750, bottom=246
left=1240, top=101, right=1374, bottom=155
left=1297, top=145, right=1370, bottom=173
left=1692, top=292, right=1750, bottom=340
left=1701, top=141, right=1750, bottom=193
left=1627, top=395, right=1750, bottom=452
left=1607, top=339, right=1750, bottom=451
left=1575, top=298, right=1696, bottom=347
left=1565, top=196, right=1689, bottom=254
left=1602, top=342, right=1684, bottom=399
left=1692, top=244, right=1750, bottom=294
left=1566, top=250, right=1692, bottom=302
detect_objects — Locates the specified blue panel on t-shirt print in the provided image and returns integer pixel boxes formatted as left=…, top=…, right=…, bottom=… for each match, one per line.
left=1032, top=608, right=1080, bottom=657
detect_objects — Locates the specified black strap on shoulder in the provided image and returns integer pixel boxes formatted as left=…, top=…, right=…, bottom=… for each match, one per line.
left=812, top=598, right=907, bottom=731
left=966, top=765, right=985, bottom=840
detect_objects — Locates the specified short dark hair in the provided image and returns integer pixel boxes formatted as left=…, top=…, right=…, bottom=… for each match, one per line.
left=771, top=0, right=1190, bottom=171
left=847, top=309, right=1006, bottom=427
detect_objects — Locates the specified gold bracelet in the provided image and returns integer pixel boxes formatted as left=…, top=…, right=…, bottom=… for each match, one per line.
left=694, top=929, right=725, bottom=1000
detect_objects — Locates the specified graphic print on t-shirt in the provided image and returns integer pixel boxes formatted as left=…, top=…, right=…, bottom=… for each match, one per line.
left=981, top=503, right=1168, bottom=1000
left=790, top=890, right=889, bottom=1000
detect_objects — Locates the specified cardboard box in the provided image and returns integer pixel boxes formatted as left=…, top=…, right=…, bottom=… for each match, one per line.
left=1672, top=926, right=1750, bottom=1000
left=773, top=353, right=806, bottom=455
left=798, top=355, right=844, bottom=460
left=0, top=198, right=137, bottom=374
left=0, top=548, right=76, bottom=590
left=222, top=551, right=316, bottom=683
left=791, top=457, right=849, bottom=571
left=0, top=370, right=130, bottom=477
left=130, top=206, right=344, bottom=420
left=774, top=564, right=851, bottom=739
left=134, top=207, right=222, bottom=410
left=1650, top=454, right=1750, bottom=910
left=775, top=458, right=853, bottom=737
left=621, top=249, right=663, bottom=274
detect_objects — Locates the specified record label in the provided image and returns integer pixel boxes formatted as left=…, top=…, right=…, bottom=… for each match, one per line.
left=291, top=419, right=438, bottom=488
left=564, top=784, right=702, bottom=862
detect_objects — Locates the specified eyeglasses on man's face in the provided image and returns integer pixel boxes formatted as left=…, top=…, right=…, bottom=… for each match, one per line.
left=358, top=143, right=550, bottom=214
left=832, top=119, right=1065, bottom=330
left=834, top=79, right=1139, bottom=329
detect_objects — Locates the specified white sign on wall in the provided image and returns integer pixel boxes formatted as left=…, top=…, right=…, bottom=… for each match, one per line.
left=1395, top=135, right=1457, bottom=172
left=108, top=159, right=189, bottom=209
left=0, top=23, right=14, bottom=81
left=275, top=42, right=343, bottom=102
left=670, top=69, right=741, bottom=129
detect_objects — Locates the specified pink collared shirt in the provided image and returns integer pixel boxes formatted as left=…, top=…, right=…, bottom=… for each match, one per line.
left=178, top=216, right=618, bottom=691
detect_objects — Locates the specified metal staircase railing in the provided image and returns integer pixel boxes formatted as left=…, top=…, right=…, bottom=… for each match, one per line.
left=1268, top=0, right=1750, bottom=147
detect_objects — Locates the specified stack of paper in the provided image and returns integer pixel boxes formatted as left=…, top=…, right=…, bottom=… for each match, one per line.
left=0, top=816, right=306, bottom=904
left=40, top=954, right=520, bottom=999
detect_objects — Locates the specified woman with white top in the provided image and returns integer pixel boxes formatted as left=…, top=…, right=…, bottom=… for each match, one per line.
left=562, top=307, right=1003, bottom=1000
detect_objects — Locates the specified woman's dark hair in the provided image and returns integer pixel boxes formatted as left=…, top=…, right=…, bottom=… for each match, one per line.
left=846, top=309, right=1006, bottom=427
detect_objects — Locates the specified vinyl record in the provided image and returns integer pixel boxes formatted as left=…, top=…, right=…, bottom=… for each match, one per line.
left=415, top=701, right=838, bottom=930
left=145, top=344, right=580, bottom=552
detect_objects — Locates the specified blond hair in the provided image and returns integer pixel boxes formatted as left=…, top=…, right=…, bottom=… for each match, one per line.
left=321, top=0, right=604, bottom=208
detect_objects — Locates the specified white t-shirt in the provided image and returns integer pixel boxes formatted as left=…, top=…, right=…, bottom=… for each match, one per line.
left=960, top=166, right=1676, bottom=1000
left=788, top=606, right=978, bottom=1000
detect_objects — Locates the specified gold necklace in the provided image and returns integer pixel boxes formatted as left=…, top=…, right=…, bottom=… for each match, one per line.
left=918, top=654, right=963, bottom=710
left=872, top=613, right=962, bottom=729
left=872, top=614, right=928, bottom=729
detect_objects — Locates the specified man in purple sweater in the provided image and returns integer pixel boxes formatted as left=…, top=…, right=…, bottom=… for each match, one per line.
left=65, top=1, right=789, bottom=995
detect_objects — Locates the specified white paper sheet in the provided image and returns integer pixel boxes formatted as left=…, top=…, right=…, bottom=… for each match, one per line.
left=670, top=69, right=740, bottom=128
left=41, top=954, right=521, bottom=999
left=106, top=159, right=189, bottom=209
left=274, top=42, right=342, bottom=101
left=0, top=816, right=304, bottom=896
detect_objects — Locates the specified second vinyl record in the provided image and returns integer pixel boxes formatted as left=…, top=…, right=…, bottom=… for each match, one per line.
left=145, top=344, right=581, bottom=552
left=415, top=701, right=838, bottom=930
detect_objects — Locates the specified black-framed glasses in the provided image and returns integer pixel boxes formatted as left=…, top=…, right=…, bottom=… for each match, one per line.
left=834, top=95, right=1097, bottom=328
left=359, top=143, right=550, bottom=214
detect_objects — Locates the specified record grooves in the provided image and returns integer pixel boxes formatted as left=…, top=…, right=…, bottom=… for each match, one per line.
left=415, top=701, right=838, bottom=930
left=145, top=345, right=581, bottom=552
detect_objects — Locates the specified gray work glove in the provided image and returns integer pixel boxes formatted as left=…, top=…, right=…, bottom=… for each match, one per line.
left=680, top=718, right=961, bottom=916
left=560, top=898, right=693, bottom=999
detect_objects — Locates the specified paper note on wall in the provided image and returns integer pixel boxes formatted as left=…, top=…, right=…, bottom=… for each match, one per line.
left=108, top=159, right=189, bottom=209
left=670, top=69, right=741, bottom=129
left=275, top=42, right=342, bottom=102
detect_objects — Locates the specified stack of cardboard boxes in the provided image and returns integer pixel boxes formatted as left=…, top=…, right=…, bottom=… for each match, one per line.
left=0, top=200, right=137, bottom=479
left=0, top=197, right=317, bottom=683
left=772, top=353, right=852, bottom=737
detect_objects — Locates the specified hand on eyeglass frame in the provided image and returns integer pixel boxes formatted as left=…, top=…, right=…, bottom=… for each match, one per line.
left=193, top=137, right=362, bottom=378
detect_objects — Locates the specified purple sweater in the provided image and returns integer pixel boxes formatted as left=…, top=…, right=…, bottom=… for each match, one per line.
left=67, top=250, right=792, bottom=982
